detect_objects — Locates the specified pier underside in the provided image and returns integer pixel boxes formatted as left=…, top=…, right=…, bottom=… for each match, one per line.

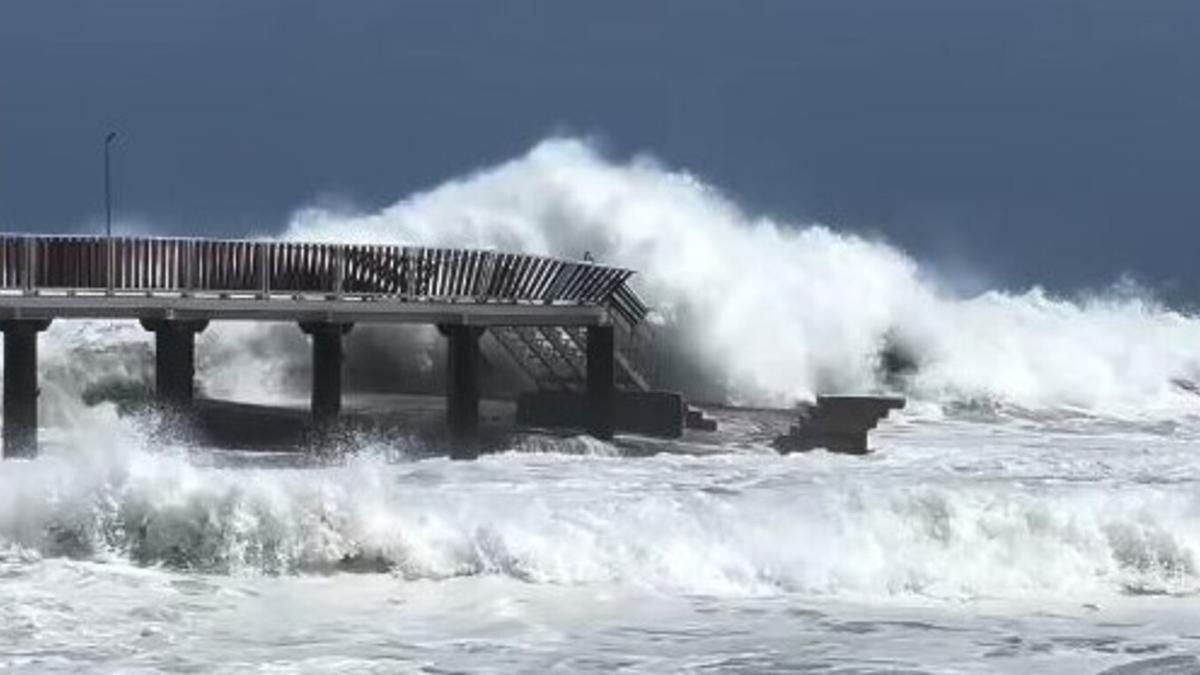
left=0, top=293, right=611, bottom=327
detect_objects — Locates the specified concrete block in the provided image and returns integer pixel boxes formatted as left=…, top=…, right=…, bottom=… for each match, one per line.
left=685, top=407, right=719, bottom=432
left=517, top=390, right=686, bottom=438
left=774, top=395, right=905, bottom=455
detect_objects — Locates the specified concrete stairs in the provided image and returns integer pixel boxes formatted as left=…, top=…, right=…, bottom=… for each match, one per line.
left=485, top=283, right=718, bottom=434
left=772, top=396, right=905, bottom=454
left=487, top=325, right=648, bottom=393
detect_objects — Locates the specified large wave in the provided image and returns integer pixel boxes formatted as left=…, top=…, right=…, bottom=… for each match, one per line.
left=278, top=137, right=1200, bottom=415
left=9, top=136, right=1200, bottom=425
left=1, top=438, right=1196, bottom=600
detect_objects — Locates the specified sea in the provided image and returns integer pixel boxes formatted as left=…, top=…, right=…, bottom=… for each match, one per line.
left=1, top=402, right=1199, bottom=674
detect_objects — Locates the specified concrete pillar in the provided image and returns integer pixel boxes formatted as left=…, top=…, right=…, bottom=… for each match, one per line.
left=141, top=319, right=208, bottom=408
left=299, top=322, right=352, bottom=426
left=1, top=320, right=51, bottom=458
left=586, top=324, right=616, bottom=440
left=441, top=324, right=484, bottom=444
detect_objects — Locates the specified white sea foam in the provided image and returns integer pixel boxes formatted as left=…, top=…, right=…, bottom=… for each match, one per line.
left=0, top=423, right=1195, bottom=602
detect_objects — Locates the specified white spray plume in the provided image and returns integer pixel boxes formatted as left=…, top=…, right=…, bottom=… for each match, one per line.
left=5, top=138, right=1198, bottom=418
left=282, top=138, right=1200, bottom=413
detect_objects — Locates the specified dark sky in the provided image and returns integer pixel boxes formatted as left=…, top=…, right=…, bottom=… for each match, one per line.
left=2, top=1, right=1198, bottom=298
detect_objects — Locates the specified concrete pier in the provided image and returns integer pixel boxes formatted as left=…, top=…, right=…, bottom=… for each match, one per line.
left=300, top=322, right=352, bottom=426
left=141, top=319, right=208, bottom=409
left=443, top=325, right=484, bottom=444
left=0, top=234, right=646, bottom=460
left=1, top=320, right=51, bottom=458
left=586, top=324, right=616, bottom=440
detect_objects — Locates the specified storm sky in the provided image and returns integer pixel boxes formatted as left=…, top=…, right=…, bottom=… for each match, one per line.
left=1, top=1, right=1198, bottom=299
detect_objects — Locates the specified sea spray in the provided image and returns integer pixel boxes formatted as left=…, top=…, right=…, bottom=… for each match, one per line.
left=283, top=138, right=1200, bottom=415
left=4, top=139, right=1200, bottom=419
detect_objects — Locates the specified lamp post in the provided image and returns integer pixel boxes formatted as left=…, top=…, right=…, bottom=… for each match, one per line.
left=104, top=131, right=117, bottom=238
left=104, top=131, right=117, bottom=292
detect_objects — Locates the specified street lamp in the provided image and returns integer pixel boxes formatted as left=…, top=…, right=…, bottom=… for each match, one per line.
left=104, top=131, right=117, bottom=238
left=104, top=131, right=117, bottom=292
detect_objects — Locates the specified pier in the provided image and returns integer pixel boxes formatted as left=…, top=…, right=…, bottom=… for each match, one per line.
left=0, top=234, right=646, bottom=458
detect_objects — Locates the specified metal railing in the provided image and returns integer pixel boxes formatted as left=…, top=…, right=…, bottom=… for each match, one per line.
left=0, top=234, right=635, bottom=306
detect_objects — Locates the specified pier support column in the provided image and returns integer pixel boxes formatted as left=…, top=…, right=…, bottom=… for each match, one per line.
left=440, top=324, right=484, bottom=449
left=141, top=319, right=209, bottom=409
left=586, top=324, right=616, bottom=440
left=2, top=320, right=51, bottom=458
left=299, top=322, right=352, bottom=426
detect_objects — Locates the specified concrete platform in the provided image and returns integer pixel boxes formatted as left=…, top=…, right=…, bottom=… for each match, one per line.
left=773, top=395, right=906, bottom=454
left=181, top=394, right=520, bottom=455
left=516, top=390, right=687, bottom=438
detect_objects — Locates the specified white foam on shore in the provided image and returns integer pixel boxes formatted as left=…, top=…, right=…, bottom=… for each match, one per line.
left=1, top=423, right=1196, bottom=602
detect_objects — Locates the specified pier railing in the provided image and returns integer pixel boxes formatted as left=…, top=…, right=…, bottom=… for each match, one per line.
left=0, top=235, right=636, bottom=307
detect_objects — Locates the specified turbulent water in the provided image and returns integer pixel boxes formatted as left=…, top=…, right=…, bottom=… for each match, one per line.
left=2, top=411, right=1199, bottom=673
left=4, top=140, right=1200, bottom=673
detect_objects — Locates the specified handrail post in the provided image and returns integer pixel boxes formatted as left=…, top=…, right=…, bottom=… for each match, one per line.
left=106, top=236, right=114, bottom=295
left=334, top=245, right=345, bottom=299
left=183, top=239, right=193, bottom=296
left=259, top=242, right=270, bottom=299
left=22, top=237, right=34, bottom=294
left=476, top=250, right=496, bottom=302
left=404, top=247, right=416, bottom=301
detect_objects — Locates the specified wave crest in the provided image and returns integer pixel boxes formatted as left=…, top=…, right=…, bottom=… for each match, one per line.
left=3, top=442, right=1197, bottom=600
left=282, top=138, right=1200, bottom=414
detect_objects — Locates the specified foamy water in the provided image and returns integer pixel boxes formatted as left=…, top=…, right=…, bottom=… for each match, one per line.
left=2, top=411, right=1199, bottom=673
